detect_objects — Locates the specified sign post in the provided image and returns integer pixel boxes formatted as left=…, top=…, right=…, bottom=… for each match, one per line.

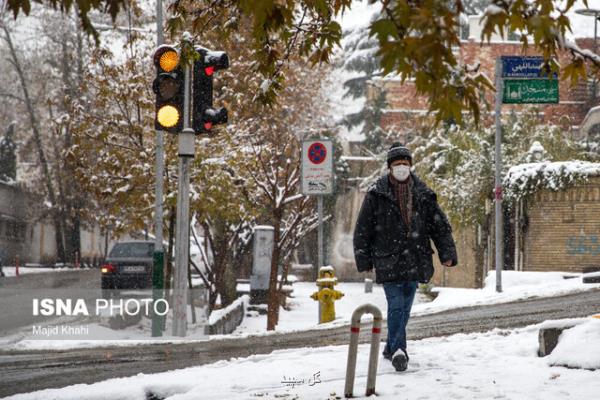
left=301, top=139, right=333, bottom=279
left=494, top=56, right=559, bottom=293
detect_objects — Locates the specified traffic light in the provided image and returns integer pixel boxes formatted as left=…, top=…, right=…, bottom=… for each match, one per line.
left=193, top=47, right=229, bottom=134
left=153, top=46, right=184, bottom=133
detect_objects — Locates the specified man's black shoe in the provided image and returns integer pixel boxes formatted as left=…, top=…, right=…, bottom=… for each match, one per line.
left=382, top=347, right=392, bottom=361
left=392, top=350, right=408, bottom=372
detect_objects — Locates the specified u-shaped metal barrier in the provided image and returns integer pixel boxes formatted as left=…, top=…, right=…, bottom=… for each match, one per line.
left=344, top=303, right=382, bottom=398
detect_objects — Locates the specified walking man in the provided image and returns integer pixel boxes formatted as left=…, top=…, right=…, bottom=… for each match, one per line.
left=353, top=142, right=457, bottom=371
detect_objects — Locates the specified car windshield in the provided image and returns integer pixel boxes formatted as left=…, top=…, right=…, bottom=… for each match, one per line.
left=109, top=243, right=154, bottom=258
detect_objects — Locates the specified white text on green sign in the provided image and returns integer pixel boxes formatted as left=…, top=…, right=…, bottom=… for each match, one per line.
left=502, top=79, right=559, bottom=104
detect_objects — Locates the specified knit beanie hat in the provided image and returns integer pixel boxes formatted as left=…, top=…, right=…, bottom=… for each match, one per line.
left=387, top=142, right=412, bottom=167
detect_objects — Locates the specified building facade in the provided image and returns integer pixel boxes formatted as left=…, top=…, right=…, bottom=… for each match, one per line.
left=520, top=176, right=600, bottom=274
left=377, top=16, right=599, bottom=139
left=333, top=16, right=600, bottom=287
left=0, top=181, right=109, bottom=266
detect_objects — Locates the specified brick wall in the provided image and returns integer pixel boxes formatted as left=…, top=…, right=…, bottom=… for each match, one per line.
left=524, top=176, right=600, bottom=273
left=431, top=225, right=483, bottom=288
left=378, top=39, right=600, bottom=133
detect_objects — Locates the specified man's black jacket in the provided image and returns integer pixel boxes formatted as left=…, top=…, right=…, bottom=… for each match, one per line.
left=353, top=173, right=457, bottom=284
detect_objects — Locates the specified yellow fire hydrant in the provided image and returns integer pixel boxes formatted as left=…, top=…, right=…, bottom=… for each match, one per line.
left=311, top=266, right=344, bottom=323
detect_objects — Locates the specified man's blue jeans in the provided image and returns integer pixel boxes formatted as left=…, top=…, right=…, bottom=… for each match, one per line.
left=383, top=281, right=418, bottom=356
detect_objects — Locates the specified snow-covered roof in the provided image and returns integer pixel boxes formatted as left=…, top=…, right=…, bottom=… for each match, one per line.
left=504, top=160, right=600, bottom=201
left=580, top=105, right=600, bottom=135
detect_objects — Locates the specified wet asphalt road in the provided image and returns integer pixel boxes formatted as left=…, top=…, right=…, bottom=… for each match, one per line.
left=1, top=287, right=599, bottom=398
left=0, top=269, right=101, bottom=337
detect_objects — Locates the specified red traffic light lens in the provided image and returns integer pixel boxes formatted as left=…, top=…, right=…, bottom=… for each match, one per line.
left=204, top=122, right=213, bottom=130
left=205, top=66, right=215, bottom=76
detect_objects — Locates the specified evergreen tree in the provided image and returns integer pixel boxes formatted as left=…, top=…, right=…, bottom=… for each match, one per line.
left=339, top=11, right=397, bottom=155
left=404, top=110, right=582, bottom=227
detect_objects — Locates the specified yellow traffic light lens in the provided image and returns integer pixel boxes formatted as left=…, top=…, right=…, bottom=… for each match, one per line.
left=157, top=105, right=180, bottom=128
left=159, top=50, right=179, bottom=72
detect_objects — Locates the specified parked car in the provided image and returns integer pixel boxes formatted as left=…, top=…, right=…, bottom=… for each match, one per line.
left=101, top=241, right=154, bottom=290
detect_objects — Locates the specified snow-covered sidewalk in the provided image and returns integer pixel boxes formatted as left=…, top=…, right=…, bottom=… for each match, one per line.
left=1, top=265, right=73, bottom=277
left=5, top=318, right=599, bottom=400
left=237, top=271, right=600, bottom=335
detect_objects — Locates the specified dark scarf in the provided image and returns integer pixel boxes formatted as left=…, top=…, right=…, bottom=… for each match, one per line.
left=389, top=174, right=413, bottom=230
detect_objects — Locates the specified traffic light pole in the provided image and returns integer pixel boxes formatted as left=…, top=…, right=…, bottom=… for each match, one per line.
left=152, top=0, right=165, bottom=337
left=172, top=62, right=194, bottom=337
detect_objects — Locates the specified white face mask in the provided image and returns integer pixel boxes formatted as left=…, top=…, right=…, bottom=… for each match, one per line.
left=391, top=165, right=410, bottom=181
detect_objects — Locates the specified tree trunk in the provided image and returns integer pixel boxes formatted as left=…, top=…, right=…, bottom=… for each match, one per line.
left=267, top=212, right=282, bottom=330
left=221, top=259, right=237, bottom=306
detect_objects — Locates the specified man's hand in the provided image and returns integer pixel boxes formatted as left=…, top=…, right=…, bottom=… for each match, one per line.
left=442, top=260, right=453, bottom=267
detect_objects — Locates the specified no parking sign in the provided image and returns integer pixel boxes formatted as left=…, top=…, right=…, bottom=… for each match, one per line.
left=301, top=139, right=333, bottom=195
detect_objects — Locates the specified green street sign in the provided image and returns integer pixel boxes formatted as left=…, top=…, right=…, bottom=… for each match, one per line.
left=502, top=79, right=559, bottom=104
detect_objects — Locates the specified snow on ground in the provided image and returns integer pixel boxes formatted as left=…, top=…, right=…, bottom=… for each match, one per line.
left=413, top=270, right=600, bottom=316
left=233, top=281, right=419, bottom=335
left=234, top=271, right=600, bottom=335
left=0, top=266, right=72, bottom=277
left=6, top=318, right=600, bottom=400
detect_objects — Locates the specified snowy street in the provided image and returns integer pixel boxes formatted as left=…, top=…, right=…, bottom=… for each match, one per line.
left=1, top=273, right=599, bottom=398
left=2, top=0, right=600, bottom=399
left=4, top=319, right=600, bottom=400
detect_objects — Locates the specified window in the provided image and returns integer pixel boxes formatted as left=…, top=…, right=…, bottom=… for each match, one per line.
left=109, top=242, right=154, bottom=258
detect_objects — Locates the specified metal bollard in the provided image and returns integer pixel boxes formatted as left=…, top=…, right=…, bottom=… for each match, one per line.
left=364, top=278, right=373, bottom=293
left=344, top=303, right=382, bottom=398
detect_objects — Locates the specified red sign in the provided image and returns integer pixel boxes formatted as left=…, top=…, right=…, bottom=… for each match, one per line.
left=308, top=142, right=327, bottom=165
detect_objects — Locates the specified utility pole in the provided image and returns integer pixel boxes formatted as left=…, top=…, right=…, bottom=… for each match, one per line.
left=494, top=58, right=503, bottom=293
left=172, top=59, right=194, bottom=337
left=151, top=0, right=165, bottom=337
left=152, top=34, right=229, bottom=337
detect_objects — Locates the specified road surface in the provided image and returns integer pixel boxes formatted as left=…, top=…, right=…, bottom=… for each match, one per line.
left=1, top=288, right=598, bottom=397
left=0, top=269, right=100, bottom=337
